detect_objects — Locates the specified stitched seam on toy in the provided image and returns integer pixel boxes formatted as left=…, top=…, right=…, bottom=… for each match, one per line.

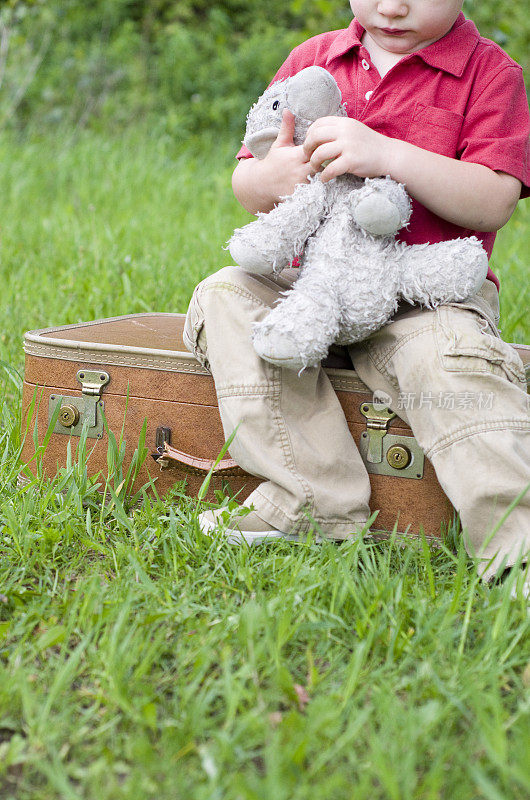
left=427, top=418, right=530, bottom=458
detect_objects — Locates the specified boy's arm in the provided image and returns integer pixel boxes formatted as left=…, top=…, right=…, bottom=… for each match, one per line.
left=303, top=117, right=521, bottom=232
left=232, top=111, right=315, bottom=215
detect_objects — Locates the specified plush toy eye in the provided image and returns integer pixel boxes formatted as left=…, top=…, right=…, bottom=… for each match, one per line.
left=272, top=100, right=280, bottom=110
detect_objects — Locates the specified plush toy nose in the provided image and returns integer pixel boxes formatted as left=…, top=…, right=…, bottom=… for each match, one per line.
left=244, top=127, right=281, bottom=159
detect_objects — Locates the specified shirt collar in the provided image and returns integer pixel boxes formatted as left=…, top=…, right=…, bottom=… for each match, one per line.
left=325, top=12, right=480, bottom=78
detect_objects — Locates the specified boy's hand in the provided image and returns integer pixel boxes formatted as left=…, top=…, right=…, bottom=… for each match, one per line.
left=232, top=110, right=329, bottom=215
left=262, top=109, right=315, bottom=198
left=303, top=117, right=391, bottom=182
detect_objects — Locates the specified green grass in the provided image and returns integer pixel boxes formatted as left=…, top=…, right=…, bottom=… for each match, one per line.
left=0, top=127, right=254, bottom=370
left=0, top=127, right=529, bottom=799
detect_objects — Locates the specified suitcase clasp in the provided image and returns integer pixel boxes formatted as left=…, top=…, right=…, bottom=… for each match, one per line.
left=48, top=370, right=110, bottom=439
left=359, top=402, right=425, bottom=480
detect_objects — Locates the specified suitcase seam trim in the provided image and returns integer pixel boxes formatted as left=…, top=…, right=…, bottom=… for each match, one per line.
left=23, top=345, right=212, bottom=374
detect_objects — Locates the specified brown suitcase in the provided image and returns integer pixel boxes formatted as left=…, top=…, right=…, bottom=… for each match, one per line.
left=19, top=313, right=530, bottom=540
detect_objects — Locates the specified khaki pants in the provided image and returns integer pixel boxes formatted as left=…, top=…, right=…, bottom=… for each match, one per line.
left=183, top=266, right=530, bottom=581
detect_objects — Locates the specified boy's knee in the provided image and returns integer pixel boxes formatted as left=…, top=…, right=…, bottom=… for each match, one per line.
left=184, top=266, right=267, bottom=366
left=196, top=265, right=249, bottom=295
left=183, top=269, right=240, bottom=366
left=186, top=266, right=247, bottom=329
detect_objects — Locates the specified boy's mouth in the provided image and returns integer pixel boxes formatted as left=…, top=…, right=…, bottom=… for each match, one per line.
left=380, top=28, right=410, bottom=36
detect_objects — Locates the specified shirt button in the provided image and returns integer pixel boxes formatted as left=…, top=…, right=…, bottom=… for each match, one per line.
left=365, top=90, right=373, bottom=100
left=361, top=59, right=370, bottom=70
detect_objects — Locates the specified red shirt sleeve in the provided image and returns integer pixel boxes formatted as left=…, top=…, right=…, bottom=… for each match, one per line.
left=457, top=65, right=530, bottom=198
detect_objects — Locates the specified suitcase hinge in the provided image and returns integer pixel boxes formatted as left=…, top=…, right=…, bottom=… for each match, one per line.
left=359, top=402, right=425, bottom=480
left=359, top=403, right=396, bottom=463
left=77, top=370, right=110, bottom=397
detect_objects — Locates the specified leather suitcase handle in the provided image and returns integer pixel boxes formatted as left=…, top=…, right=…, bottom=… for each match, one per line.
left=152, top=441, right=247, bottom=477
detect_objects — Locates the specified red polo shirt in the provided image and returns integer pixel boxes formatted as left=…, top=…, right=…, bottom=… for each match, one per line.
left=237, top=12, right=530, bottom=289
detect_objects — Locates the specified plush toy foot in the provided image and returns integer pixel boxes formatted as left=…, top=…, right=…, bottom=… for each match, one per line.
left=352, top=193, right=402, bottom=236
left=252, top=328, right=306, bottom=370
left=229, top=236, right=275, bottom=274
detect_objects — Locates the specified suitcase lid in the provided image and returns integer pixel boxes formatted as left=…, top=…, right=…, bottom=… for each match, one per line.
left=23, top=312, right=369, bottom=391
left=24, top=312, right=207, bottom=367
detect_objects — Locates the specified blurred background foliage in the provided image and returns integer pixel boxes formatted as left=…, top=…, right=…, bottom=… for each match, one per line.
left=0, top=0, right=528, bottom=138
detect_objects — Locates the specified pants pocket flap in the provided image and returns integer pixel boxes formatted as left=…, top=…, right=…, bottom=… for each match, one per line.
left=436, top=306, right=526, bottom=385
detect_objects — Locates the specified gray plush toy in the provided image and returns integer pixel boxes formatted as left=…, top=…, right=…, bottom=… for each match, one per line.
left=229, top=66, right=488, bottom=370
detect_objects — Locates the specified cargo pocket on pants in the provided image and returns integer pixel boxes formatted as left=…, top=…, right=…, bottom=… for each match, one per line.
left=183, top=294, right=210, bottom=371
left=435, top=305, right=526, bottom=387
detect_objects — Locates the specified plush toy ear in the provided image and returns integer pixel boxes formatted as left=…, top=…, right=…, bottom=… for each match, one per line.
left=286, top=66, right=342, bottom=121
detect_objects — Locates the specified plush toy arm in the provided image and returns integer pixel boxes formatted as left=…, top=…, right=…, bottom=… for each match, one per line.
left=251, top=215, right=346, bottom=369
left=228, top=178, right=327, bottom=274
left=350, top=177, right=412, bottom=237
left=252, top=238, right=342, bottom=369
left=397, top=237, right=489, bottom=306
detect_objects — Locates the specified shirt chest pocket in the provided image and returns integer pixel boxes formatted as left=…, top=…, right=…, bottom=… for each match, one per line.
left=406, top=103, right=464, bottom=157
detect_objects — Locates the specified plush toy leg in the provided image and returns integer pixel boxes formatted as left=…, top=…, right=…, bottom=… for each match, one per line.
left=397, top=237, right=489, bottom=307
left=350, top=177, right=412, bottom=236
left=252, top=262, right=342, bottom=369
left=228, top=179, right=327, bottom=274
left=337, top=240, right=402, bottom=345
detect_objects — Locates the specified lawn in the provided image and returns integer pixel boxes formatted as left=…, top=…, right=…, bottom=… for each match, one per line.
left=0, top=127, right=529, bottom=799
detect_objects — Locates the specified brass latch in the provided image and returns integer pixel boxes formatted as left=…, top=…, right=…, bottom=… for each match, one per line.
left=359, top=403, right=396, bottom=463
left=359, top=402, right=424, bottom=480
left=49, top=370, right=110, bottom=439
left=77, top=370, right=109, bottom=397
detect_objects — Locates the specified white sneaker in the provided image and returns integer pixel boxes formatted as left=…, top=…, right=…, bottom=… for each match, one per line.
left=198, top=507, right=371, bottom=545
left=198, top=508, right=301, bottom=545
left=509, top=572, right=530, bottom=602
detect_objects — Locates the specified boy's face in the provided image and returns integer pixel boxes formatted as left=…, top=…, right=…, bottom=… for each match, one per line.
left=350, top=0, right=463, bottom=54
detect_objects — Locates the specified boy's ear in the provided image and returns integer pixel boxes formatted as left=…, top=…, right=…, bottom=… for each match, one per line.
left=286, top=66, right=342, bottom=121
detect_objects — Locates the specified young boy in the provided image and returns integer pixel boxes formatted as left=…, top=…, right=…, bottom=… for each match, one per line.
left=184, top=1, right=530, bottom=583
